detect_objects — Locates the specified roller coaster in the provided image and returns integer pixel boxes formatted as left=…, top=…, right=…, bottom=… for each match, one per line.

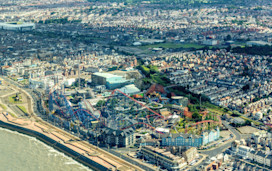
left=46, top=74, right=222, bottom=137
left=170, top=110, right=222, bottom=135
left=47, top=75, right=167, bottom=135
left=183, top=112, right=222, bottom=134
left=101, top=89, right=166, bottom=133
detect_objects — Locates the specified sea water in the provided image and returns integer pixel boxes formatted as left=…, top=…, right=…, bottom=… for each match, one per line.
left=0, top=127, right=92, bottom=171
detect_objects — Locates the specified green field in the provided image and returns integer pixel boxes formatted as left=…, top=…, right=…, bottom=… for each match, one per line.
left=9, top=95, right=23, bottom=104
left=17, top=105, right=28, bottom=114
left=19, top=79, right=29, bottom=85
left=240, top=116, right=261, bottom=126
left=0, top=104, right=7, bottom=110
left=138, top=43, right=209, bottom=50
left=8, top=112, right=17, bottom=118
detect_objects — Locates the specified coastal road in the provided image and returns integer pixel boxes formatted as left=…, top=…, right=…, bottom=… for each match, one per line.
left=200, top=121, right=241, bottom=157
left=1, top=76, right=146, bottom=171
left=190, top=121, right=242, bottom=170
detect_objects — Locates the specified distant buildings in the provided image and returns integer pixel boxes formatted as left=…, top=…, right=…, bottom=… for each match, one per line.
left=246, top=41, right=272, bottom=46
left=231, top=131, right=272, bottom=169
left=202, top=39, right=219, bottom=46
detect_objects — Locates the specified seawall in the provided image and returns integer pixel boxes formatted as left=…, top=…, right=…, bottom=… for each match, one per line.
left=0, top=120, right=108, bottom=171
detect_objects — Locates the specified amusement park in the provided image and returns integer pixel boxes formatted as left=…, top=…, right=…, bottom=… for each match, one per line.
left=38, top=74, right=222, bottom=149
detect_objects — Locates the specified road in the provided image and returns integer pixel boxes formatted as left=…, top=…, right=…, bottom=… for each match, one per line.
left=200, top=121, right=241, bottom=157
left=102, top=148, right=156, bottom=171
left=3, top=76, right=255, bottom=171
left=189, top=121, right=243, bottom=170
left=237, top=158, right=270, bottom=171
left=1, top=76, right=149, bottom=171
left=1, top=77, right=45, bottom=117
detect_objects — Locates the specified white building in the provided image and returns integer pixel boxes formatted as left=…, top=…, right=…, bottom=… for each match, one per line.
left=237, top=145, right=251, bottom=159
left=0, top=22, right=35, bottom=31
left=255, top=112, right=263, bottom=120
left=202, top=39, right=219, bottom=46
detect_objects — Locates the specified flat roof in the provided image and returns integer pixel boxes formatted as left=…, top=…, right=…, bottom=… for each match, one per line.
left=172, top=96, right=184, bottom=100
left=93, top=72, right=121, bottom=78
left=0, top=22, right=35, bottom=27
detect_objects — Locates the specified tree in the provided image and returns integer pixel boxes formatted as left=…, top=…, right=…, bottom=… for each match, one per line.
left=96, top=100, right=105, bottom=107
left=226, top=34, right=232, bottom=41
left=192, top=112, right=201, bottom=121
left=242, top=84, right=250, bottom=91
left=245, top=120, right=251, bottom=126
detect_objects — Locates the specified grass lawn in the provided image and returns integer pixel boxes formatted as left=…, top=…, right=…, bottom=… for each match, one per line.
left=0, top=104, right=7, bottom=110
left=240, top=116, right=261, bottom=126
left=8, top=112, right=17, bottom=118
left=9, top=95, right=22, bottom=104
left=17, top=105, right=28, bottom=114
left=138, top=43, right=209, bottom=50
left=19, top=79, right=29, bottom=85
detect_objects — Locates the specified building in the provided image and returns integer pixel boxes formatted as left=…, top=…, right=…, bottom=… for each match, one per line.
left=202, top=39, right=219, bottom=46
left=182, top=147, right=198, bottom=163
left=119, top=84, right=140, bottom=95
left=162, top=127, right=220, bottom=147
left=1, top=67, right=17, bottom=76
left=255, top=112, right=263, bottom=120
left=139, top=139, right=160, bottom=147
left=237, top=145, right=251, bottom=159
left=169, top=146, right=198, bottom=163
left=92, top=72, right=131, bottom=89
left=230, top=117, right=245, bottom=125
left=248, top=151, right=272, bottom=167
left=140, top=146, right=187, bottom=171
left=171, top=96, right=189, bottom=107
left=203, top=160, right=222, bottom=171
left=246, top=41, right=272, bottom=46
left=0, top=22, right=35, bottom=31
left=99, top=127, right=135, bottom=147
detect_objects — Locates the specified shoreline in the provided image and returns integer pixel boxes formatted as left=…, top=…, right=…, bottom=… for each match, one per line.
left=0, top=112, right=142, bottom=171
left=0, top=77, right=142, bottom=171
left=0, top=120, right=106, bottom=171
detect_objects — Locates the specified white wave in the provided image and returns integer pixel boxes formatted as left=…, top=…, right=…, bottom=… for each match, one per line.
left=0, top=127, right=39, bottom=141
left=65, top=161, right=77, bottom=165
left=49, top=149, right=57, bottom=153
left=0, top=127, right=92, bottom=171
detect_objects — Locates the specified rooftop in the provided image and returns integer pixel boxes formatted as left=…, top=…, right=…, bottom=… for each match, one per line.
left=93, top=72, right=122, bottom=79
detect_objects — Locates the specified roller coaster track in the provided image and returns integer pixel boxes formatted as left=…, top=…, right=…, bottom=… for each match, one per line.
left=265, top=123, right=272, bottom=128
left=51, top=92, right=83, bottom=126
left=49, top=80, right=166, bottom=133
left=185, top=120, right=220, bottom=133
left=82, top=100, right=101, bottom=120
left=74, top=108, right=106, bottom=127
left=110, top=89, right=164, bottom=119
left=4, top=76, right=144, bottom=171
left=120, top=122, right=164, bottom=134
left=202, top=111, right=222, bottom=125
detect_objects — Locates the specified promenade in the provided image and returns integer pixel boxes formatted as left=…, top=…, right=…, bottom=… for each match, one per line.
left=0, top=78, right=143, bottom=171
left=0, top=112, right=143, bottom=171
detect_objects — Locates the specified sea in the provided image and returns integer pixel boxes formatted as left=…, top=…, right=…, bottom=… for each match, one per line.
left=0, top=127, right=92, bottom=171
